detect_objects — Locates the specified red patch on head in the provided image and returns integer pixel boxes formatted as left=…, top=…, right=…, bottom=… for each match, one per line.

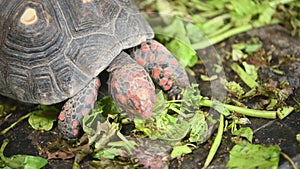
left=170, top=58, right=180, bottom=66
left=158, top=55, right=166, bottom=64
left=136, top=57, right=146, bottom=66
left=147, top=53, right=155, bottom=63
left=156, top=45, right=163, bottom=52
left=58, top=113, right=65, bottom=121
left=116, top=94, right=127, bottom=105
left=151, top=43, right=157, bottom=50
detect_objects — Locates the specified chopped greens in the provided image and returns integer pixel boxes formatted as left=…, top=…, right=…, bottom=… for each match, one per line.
left=226, top=143, right=281, bottom=169
left=28, top=105, right=59, bottom=131
left=0, top=139, right=48, bottom=169
left=171, top=145, right=192, bottom=158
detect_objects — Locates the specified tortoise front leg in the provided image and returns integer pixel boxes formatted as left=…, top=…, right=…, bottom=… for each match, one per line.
left=58, top=78, right=100, bottom=139
left=130, top=40, right=190, bottom=99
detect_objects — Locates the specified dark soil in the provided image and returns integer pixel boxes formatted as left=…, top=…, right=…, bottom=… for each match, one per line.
left=0, top=25, right=299, bottom=169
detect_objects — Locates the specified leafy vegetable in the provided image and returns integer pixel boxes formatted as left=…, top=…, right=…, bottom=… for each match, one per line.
left=226, top=143, right=281, bottom=169
left=28, top=105, right=59, bottom=131
left=0, top=139, right=48, bottom=169
left=232, top=127, right=253, bottom=143
left=230, top=62, right=259, bottom=89
left=171, top=145, right=192, bottom=158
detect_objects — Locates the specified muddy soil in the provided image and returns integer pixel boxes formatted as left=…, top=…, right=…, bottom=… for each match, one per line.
left=0, top=25, right=299, bottom=169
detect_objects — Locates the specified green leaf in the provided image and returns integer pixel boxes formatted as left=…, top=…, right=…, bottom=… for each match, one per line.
left=153, top=17, right=198, bottom=67
left=227, top=143, right=281, bottom=169
left=0, top=139, right=47, bottom=169
left=94, top=148, right=123, bottom=160
left=82, top=109, right=119, bottom=150
left=276, top=106, right=294, bottom=120
left=225, top=81, right=245, bottom=98
left=189, top=111, right=208, bottom=143
left=232, top=127, right=253, bottom=143
left=231, top=63, right=259, bottom=89
left=165, top=39, right=198, bottom=67
left=97, top=96, right=120, bottom=116
left=296, top=134, right=300, bottom=143
left=28, top=105, right=58, bottom=131
left=171, top=145, right=192, bottom=158
left=242, top=61, right=258, bottom=81
left=152, top=90, right=166, bottom=117
left=181, top=84, right=203, bottom=109
left=153, top=114, right=190, bottom=142
left=24, top=156, right=48, bottom=169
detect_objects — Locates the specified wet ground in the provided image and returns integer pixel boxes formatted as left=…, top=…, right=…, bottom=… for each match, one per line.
left=0, top=24, right=299, bottom=169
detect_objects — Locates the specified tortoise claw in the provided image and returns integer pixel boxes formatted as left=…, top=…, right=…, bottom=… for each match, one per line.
left=167, top=86, right=182, bottom=100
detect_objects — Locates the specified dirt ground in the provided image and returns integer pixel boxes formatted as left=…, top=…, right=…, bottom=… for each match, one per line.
left=0, top=24, right=299, bottom=169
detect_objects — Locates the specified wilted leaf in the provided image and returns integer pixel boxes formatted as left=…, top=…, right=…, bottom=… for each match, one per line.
left=225, top=81, right=245, bottom=98
left=189, top=111, right=208, bottom=143
left=0, top=139, right=47, bottom=169
left=171, top=145, right=192, bottom=158
left=227, top=143, right=281, bottom=169
left=232, top=127, right=253, bottom=143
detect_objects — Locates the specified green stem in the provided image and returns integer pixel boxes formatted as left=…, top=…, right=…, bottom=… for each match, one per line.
left=200, top=99, right=277, bottom=119
left=0, top=112, right=32, bottom=136
left=0, top=139, right=21, bottom=168
left=203, top=114, right=224, bottom=168
left=192, top=24, right=253, bottom=49
left=231, top=63, right=259, bottom=89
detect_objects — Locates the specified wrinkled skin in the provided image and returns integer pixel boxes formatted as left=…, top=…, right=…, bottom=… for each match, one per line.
left=58, top=40, right=190, bottom=139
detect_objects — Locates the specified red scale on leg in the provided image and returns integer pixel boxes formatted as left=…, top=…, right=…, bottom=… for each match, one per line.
left=64, top=104, right=70, bottom=111
left=58, top=113, right=65, bottom=121
left=85, top=95, right=94, bottom=104
left=72, top=129, right=79, bottom=137
left=152, top=66, right=161, bottom=79
left=72, top=120, right=79, bottom=128
left=159, top=77, right=168, bottom=87
left=141, top=45, right=150, bottom=52
left=58, top=78, right=100, bottom=139
left=95, top=78, right=101, bottom=87
left=82, top=108, right=90, bottom=116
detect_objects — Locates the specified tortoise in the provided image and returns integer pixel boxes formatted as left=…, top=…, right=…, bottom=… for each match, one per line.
left=0, top=0, right=190, bottom=139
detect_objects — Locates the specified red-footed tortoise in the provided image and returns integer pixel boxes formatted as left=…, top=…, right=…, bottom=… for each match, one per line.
left=0, top=0, right=190, bottom=139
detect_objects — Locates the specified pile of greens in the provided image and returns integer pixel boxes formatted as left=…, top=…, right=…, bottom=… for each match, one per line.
left=0, top=0, right=299, bottom=168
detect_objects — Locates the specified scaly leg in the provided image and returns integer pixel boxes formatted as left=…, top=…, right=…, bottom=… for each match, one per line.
left=58, top=78, right=100, bottom=139
left=131, top=40, right=190, bottom=99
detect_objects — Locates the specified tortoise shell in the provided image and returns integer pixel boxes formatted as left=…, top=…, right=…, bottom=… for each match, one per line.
left=0, top=0, right=154, bottom=104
